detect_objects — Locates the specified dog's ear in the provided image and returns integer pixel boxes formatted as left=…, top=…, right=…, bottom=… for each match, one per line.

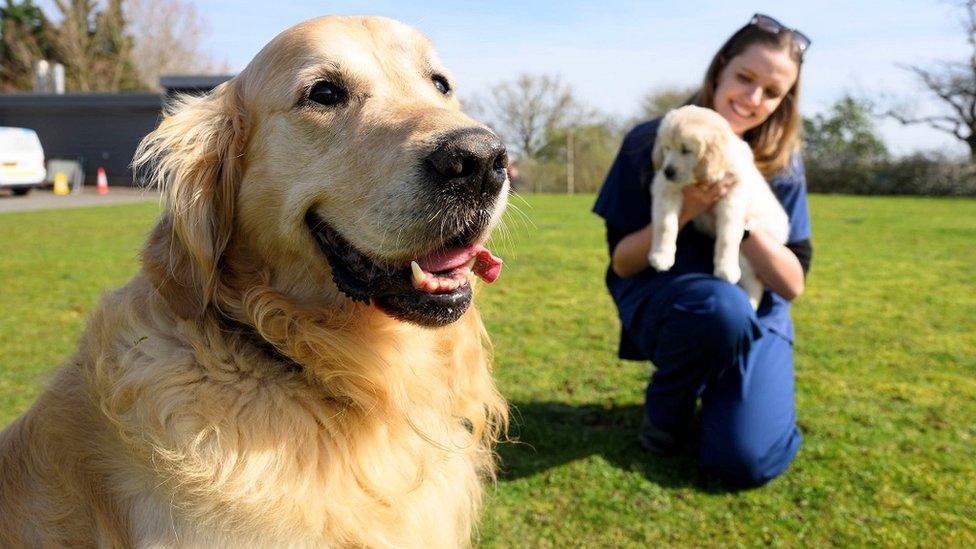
left=142, top=215, right=206, bottom=319
left=652, top=111, right=674, bottom=171
left=694, top=127, right=729, bottom=184
left=135, top=82, right=246, bottom=319
left=651, top=138, right=664, bottom=172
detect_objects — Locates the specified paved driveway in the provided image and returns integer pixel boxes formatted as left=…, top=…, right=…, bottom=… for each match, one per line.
left=0, top=186, right=160, bottom=214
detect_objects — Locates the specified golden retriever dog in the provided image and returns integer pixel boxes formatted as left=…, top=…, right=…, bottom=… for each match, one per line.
left=0, top=16, right=511, bottom=547
left=649, top=105, right=789, bottom=309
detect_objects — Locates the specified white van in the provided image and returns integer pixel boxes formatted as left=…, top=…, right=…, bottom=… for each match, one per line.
left=0, top=127, right=47, bottom=196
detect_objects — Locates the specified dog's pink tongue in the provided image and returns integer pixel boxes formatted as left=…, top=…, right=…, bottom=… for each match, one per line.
left=417, top=245, right=503, bottom=283
left=472, top=249, right=503, bottom=283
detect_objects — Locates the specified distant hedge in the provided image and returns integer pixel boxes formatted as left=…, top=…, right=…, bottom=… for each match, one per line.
left=806, top=153, right=976, bottom=197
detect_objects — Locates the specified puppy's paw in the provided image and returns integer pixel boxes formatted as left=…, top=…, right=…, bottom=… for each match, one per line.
left=714, top=263, right=741, bottom=283
left=648, top=249, right=676, bottom=272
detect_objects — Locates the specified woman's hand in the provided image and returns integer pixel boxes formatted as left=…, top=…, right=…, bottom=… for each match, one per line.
left=679, top=175, right=735, bottom=226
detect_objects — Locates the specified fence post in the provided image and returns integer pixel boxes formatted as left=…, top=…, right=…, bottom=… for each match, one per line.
left=566, top=130, right=575, bottom=194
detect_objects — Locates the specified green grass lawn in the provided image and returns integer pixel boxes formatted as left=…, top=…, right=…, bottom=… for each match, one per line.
left=2, top=194, right=974, bottom=545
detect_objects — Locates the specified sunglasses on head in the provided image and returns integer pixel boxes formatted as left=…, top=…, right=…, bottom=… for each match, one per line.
left=750, top=13, right=811, bottom=55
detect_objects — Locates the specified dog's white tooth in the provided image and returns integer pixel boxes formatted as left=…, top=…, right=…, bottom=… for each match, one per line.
left=464, top=257, right=476, bottom=270
left=411, top=261, right=425, bottom=287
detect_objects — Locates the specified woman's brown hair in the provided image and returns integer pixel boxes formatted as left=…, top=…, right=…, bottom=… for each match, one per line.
left=691, top=23, right=804, bottom=178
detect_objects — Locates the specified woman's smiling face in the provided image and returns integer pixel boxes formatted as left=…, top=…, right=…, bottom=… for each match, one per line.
left=712, top=43, right=798, bottom=136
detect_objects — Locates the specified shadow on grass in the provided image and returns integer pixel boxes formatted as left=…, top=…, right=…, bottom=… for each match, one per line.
left=498, top=401, right=736, bottom=493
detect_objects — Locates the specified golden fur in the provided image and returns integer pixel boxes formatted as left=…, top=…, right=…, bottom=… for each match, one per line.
left=0, top=16, right=508, bottom=547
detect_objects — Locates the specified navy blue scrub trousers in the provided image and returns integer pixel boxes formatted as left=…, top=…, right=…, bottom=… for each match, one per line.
left=629, top=272, right=802, bottom=487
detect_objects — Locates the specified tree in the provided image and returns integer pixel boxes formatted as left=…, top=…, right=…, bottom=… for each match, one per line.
left=532, top=119, right=624, bottom=193
left=804, top=94, right=889, bottom=193
left=887, top=0, right=976, bottom=159
left=804, top=95, right=888, bottom=165
left=0, top=0, right=145, bottom=92
left=470, top=74, right=579, bottom=160
left=52, top=0, right=143, bottom=91
left=0, top=0, right=57, bottom=91
left=637, top=85, right=697, bottom=121
left=126, top=0, right=227, bottom=90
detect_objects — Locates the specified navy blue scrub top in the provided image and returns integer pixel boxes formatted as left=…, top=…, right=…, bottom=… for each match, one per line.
left=593, top=118, right=812, bottom=360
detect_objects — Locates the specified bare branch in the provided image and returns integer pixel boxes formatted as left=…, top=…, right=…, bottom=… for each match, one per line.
left=891, top=3, right=976, bottom=159
left=887, top=109, right=966, bottom=140
left=127, top=0, right=227, bottom=90
left=472, top=74, right=580, bottom=159
left=964, top=0, right=976, bottom=49
left=900, top=63, right=972, bottom=121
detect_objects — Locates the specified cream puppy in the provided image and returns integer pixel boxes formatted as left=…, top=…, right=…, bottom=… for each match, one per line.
left=648, top=105, right=789, bottom=309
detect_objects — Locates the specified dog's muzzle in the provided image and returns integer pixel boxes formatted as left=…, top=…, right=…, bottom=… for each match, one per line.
left=305, top=128, right=509, bottom=327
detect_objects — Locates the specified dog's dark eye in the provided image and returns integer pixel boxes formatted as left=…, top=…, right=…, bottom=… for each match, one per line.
left=681, top=145, right=690, bottom=155
left=432, top=74, right=451, bottom=95
left=308, top=81, right=348, bottom=107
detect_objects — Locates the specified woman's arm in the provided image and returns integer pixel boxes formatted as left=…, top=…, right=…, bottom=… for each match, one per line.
left=743, top=155, right=811, bottom=302
left=740, top=228, right=805, bottom=300
left=612, top=224, right=658, bottom=278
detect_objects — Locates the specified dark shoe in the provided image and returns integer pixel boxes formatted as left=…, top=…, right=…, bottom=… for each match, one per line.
left=637, top=412, right=679, bottom=455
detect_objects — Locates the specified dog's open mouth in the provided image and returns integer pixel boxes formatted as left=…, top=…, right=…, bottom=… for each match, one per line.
left=305, top=211, right=502, bottom=326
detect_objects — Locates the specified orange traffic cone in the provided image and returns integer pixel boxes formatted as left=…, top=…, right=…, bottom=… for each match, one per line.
left=96, top=167, right=109, bottom=195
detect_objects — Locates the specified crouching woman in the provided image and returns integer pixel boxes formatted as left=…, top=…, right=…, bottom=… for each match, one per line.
left=593, top=14, right=814, bottom=487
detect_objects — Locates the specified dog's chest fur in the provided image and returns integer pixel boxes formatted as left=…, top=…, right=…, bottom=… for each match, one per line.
left=2, top=276, right=497, bottom=548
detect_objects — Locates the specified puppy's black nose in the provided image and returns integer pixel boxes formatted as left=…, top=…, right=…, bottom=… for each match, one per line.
left=426, top=128, right=508, bottom=198
left=663, top=166, right=676, bottom=180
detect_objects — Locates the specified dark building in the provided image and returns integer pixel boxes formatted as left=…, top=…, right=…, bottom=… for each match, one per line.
left=0, top=75, right=233, bottom=186
left=159, top=75, right=233, bottom=101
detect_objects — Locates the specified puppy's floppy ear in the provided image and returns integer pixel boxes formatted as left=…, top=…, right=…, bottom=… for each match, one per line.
left=135, top=81, right=247, bottom=319
left=651, top=138, right=663, bottom=173
left=693, top=126, right=729, bottom=184
left=652, top=110, right=674, bottom=171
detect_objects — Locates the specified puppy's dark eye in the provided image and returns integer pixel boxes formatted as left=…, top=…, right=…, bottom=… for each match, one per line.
left=432, top=74, right=451, bottom=95
left=681, top=145, right=690, bottom=155
left=308, top=81, right=347, bottom=107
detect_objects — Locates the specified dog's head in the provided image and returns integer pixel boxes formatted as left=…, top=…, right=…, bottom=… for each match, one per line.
left=137, top=16, right=509, bottom=328
left=652, top=105, right=733, bottom=187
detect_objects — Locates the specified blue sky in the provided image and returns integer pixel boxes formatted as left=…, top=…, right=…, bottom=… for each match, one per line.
left=196, top=1, right=968, bottom=155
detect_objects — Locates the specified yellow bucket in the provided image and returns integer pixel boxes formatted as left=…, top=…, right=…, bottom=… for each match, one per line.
left=53, top=172, right=70, bottom=195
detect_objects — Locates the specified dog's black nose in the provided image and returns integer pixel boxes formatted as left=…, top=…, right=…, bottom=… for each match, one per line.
left=426, top=128, right=508, bottom=198
left=663, top=166, right=676, bottom=180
